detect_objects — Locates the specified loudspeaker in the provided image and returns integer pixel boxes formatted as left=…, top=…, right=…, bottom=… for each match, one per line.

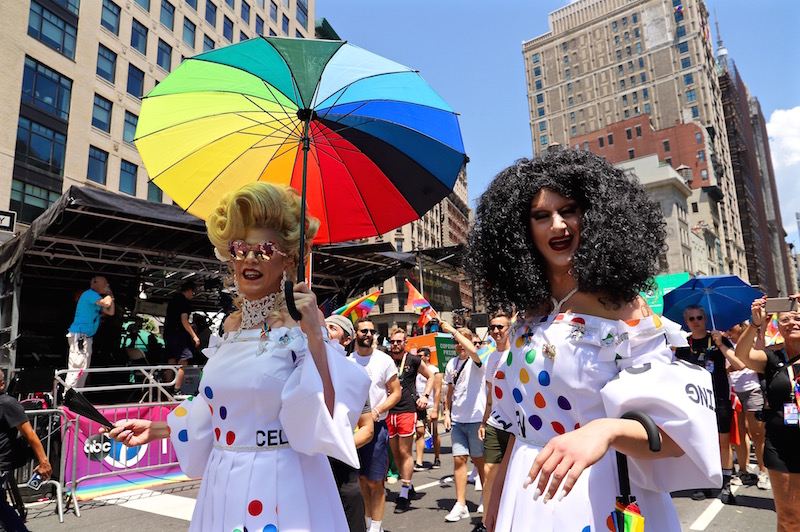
left=181, top=367, right=202, bottom=396
left=471, top=313, right=488, bottom=328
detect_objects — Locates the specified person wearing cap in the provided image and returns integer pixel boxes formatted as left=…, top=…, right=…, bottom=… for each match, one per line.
left=165, top=281, right=200, bottom=395
left=325, top=314, right=373, bottom=532
left=326, top=314, right=356, bottom=353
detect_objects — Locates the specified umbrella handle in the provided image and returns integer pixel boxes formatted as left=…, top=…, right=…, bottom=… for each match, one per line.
left=284, top=281, right=302, bottom=322
left=621, top=411, right=661, bottom=452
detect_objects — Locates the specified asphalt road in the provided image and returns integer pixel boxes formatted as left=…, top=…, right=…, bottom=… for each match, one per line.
left=25, top=430, right=777, bottom=531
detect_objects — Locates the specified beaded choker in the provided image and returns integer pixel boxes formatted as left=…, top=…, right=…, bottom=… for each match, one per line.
left=240, top=290, right=281, bottom=330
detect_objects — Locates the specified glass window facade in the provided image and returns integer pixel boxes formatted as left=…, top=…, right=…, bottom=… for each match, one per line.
left=123, top=111, right=138, bottom=143
left=101, top=0, right=121, bottom=35
left=97, top=44, right=117, bottom=83
left=21, top=56, right=72, bottom=120
left=15, top=116, right=66, bottom=176
left=92, top=94, right=112, bottom=132
left=28, top=2, right=77, bottom=60
left=87, top=146, right=109, bottom=185
left=127, top=63, right=144, bottom=98
left=120, top=160, right=137, bottom=195
left=131, top=18, right=148, bottom=54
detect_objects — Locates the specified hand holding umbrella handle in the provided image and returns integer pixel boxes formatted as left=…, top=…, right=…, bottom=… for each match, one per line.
left=616, top=411, right=660, bottom=505
left=284, top=281, right=303, bottom=322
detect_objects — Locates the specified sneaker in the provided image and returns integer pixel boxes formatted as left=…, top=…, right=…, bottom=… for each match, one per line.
left=477, top=503, right=484, bottom=513
left=394, top=496, right=411, bottom=514
left=414, top=463, right=425, bottom=472
left=690, top=489, right=707, bottom=501
left=472, top=525, right=488, bottom=532
left=474, top=475, right=482, bottom=491
left=746, top=463, right=760, bottom=475
left=409, top=485, right=418, bottom=500
left=729, top=474, right=743, bottom=486
left=719, top=485, right=737, bottom=505
left=757, top=471, right=771, bottom=490
left=432, top=459, right=441, bottom=469
left=386, top=476, right=398, bottom=485
left=445, top=502, right=470, bottom=522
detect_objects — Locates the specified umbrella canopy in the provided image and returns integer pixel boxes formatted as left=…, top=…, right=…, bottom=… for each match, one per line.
left=662, top=275, right=763, bottom=332
left=135, top=36, right=466, bottom=245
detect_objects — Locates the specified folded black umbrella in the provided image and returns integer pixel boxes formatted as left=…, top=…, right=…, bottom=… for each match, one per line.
left=63, top=388, right=115, bottom=429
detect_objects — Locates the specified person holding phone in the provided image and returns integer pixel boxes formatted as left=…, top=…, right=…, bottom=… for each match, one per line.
left=103, top=183, right=370, bottom=532
left=0, top=369, right=51, bottom=531
left=735, top=295, right=800, bottom=532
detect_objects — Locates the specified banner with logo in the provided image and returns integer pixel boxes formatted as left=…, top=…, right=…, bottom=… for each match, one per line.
left=406, top=333, right=457, bottom=372
left=63, top=405, right=189, bottom=500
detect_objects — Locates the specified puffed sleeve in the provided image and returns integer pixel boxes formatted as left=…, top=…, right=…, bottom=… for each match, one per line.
left=167, top=395, right=214, bottom=479
left=279, top=330, right=371, bottom=468
left=598, top=316, right=722, bottom=492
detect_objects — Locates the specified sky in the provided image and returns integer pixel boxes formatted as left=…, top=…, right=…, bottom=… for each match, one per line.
left=315, top=0, right=800, bottom=248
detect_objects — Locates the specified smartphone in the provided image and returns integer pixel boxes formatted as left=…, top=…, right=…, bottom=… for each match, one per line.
left=26, top=472, right=42, bottom=490
left=765, top=297, right=797, bottom=314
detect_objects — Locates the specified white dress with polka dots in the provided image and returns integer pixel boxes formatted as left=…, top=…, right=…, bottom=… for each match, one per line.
left=167, top=326, right=370, bottom=532
left=493, top=313, right=722, bottom=532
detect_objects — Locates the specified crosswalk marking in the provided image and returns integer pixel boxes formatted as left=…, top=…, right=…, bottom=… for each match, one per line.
left=96, top=489, right=195, bottom=521
left=688, top=485, right=739, bottom=530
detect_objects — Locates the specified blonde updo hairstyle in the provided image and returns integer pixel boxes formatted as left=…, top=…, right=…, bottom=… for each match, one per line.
left=207, top=182, right=320, bottom=316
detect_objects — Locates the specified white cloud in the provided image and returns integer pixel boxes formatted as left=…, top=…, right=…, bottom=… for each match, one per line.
left=767, top=106, right=800, bottom=246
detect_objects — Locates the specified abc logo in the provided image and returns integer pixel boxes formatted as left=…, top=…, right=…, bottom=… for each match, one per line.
left=84, top=434, right=112, bottom=462
left=83, top=432, right=149, bottom=469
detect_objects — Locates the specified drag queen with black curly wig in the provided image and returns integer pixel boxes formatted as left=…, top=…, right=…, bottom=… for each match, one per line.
left=472, top=148, right=721, bottom=532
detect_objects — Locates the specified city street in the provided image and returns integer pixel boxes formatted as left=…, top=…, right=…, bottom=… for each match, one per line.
left=25, top=429, right=776, bottom=531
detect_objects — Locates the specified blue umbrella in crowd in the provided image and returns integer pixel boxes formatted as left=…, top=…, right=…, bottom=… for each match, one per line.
left=662, top=275, right=763, bottom=331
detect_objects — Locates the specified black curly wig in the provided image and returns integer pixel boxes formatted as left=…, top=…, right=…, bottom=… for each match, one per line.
left=467, top=147, right=666, bottom=312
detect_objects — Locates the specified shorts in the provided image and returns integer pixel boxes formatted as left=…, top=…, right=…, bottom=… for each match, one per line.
left=764, top=430, right=800, bottom=473
left=386, top=412, right=416, bottom=438
left=358, top=420, right=389, bottom=481
left=415, top=407, right=427, bottom=425
left=716, top=403, right=732, bottom=434
left=165, top=331, right=194, bottom=362
left=483, top=424, right=511, bottom=464
left=735, top=388, right=765, bottom=412
left=451, top=421, right=484, bottom=458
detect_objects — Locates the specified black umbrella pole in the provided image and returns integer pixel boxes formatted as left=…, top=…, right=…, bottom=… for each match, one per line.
left=285, top=115, right=312, bottom=322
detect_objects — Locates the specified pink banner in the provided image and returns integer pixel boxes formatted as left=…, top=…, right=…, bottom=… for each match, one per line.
left=63, top=405, right=189, bottom=500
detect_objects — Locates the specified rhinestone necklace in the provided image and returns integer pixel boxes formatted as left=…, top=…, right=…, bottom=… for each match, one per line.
left=240, top=290, right=281, bottom=330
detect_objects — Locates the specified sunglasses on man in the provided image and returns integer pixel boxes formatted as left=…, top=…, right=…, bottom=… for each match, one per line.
left=488, top=324, right=506, bottom=331
left=359, top=329, right=376, bottom=336
left=687, top=315, right=705, bottom=322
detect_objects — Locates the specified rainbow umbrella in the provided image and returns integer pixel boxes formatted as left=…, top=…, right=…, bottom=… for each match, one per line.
left=135, top=37, right=466, bottom=274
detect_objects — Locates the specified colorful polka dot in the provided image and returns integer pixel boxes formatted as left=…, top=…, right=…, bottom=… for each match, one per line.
left=263, top=526, right=278, bottom=532
left=519, top=368, right=530, bottom=384
left=178, top=429, right=188, bottom=442
left=606, top=514, right=616, bottom=531
left=209, top=405, right=214, bottom=416
left=291, top=351, right=297, bottom=363
left=515, top=337, right=525, bottom=348
left=187, top=395, right=194, bottom=401
left=582, top=526, right=591, bottom=532
left=219, top=406, right=228, bottom=420
left=653, top=315, right=662, bottom=328
left=625, top=318, right=641, bottom=327
left=226, top=431, right=236, bottom=445
left=525, top=349, right=536, bottom=364
left=571, top=317, right=586, bottom=326
left=534, top=392, right=546, bottom=408
left=552, top=422, right=565, bottom=434
left=555, top=313, right=566, bottom=321
left=512, top=388, right=523, bottom=403
left=528, top=415, right=543, bottom=430
left=215, top=428, right=221, bottom=441
left=248, top=499, right=263, bottom=516
left=495, top=371, right=505, bottom=380
left=204, top=386, right=213, bottom=399
left=538, top=371, right=551, bottom=386
left=557, top=396, right=572, bottom=410
left=506, top=352, right=513, bottom=366
left=574, top=423, right=581, bottom=430
left=494, top=386, right=503, bottom=399
left=174, top=407, right=187, bottom=417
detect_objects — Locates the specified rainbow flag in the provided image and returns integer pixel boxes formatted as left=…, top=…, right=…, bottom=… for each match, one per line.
left=478, top=336, right=496, bottom=364
left=405, top=279, right=431, bottom=310
left=765, top=313, right=784, bottom=346
left=333, top=289, right=381, bottom=324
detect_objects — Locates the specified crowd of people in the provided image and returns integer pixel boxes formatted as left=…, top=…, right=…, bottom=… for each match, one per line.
left=16, top=146, right=786, bottom=532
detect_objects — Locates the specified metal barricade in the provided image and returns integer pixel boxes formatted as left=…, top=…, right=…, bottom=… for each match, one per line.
left=14, top=408, right=71, bottom=523
left=53, top=365, right=186, bottom=404
left=64, top=400, right=184, bottom=518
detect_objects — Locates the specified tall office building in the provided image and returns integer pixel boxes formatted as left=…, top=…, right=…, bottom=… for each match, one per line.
left=523, top=0, right=747, bottom=279
left=0, top=0, right=314, bottom=227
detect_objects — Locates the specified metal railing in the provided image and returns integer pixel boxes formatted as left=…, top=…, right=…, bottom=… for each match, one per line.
left=53, top=365, right=187, bottom=404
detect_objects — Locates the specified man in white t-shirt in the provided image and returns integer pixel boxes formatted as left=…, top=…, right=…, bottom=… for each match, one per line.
left=348, top=318, right=401, bottom=532
left=441, top=322, right=486, bottom=523
left=476, top=311, right=513, bottom=532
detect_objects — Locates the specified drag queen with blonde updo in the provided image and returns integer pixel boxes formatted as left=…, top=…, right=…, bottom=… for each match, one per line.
left=103, top=182, right=370, bottom=531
